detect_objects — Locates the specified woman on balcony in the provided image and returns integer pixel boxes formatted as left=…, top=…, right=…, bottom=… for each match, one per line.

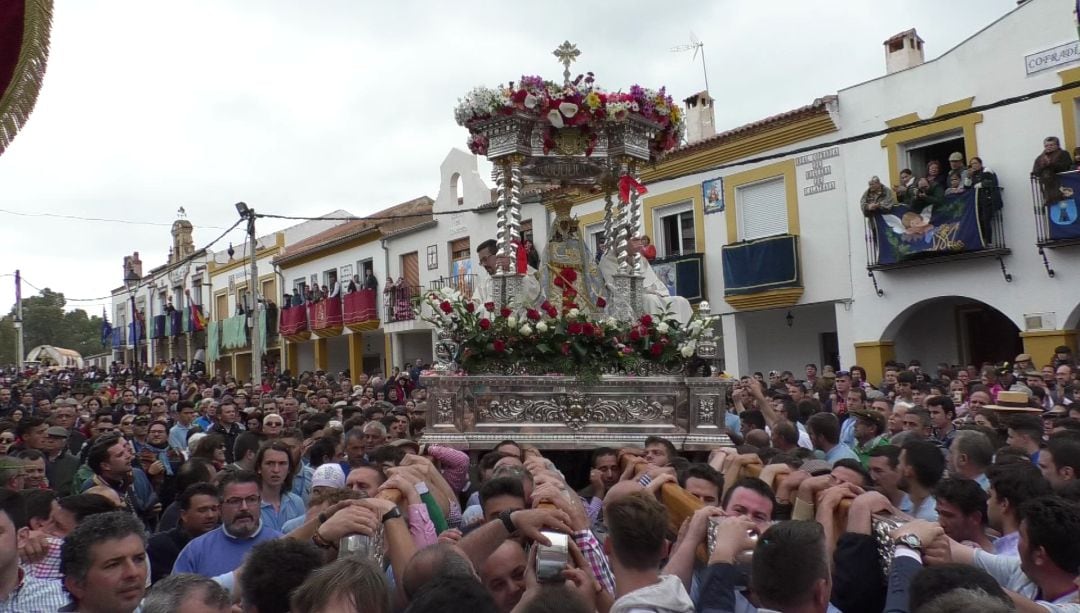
left=967, top=157, right=1001, bottom=244
left=394, top=276, right=412, bottom=321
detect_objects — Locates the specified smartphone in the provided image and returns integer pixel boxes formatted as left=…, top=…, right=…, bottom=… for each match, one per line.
left=535, top=532, right=569, bottom=584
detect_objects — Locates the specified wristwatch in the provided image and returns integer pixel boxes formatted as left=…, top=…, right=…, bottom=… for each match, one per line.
left=381, top=507, right=403, bottom=523
left=498, top=509, right=517, bottom=535
left=894, top=533, right=922, bottom=552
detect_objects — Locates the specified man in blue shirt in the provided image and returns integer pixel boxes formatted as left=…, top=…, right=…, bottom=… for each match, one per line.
left=255, top=441, right=305, bottom=533
left=168, top=401, right=198, bottom=452
left=898, top=439, right=945, bottom=521
left=806, top=412, right=860, bottom=466
left=173, top=470, right=282, bottom=577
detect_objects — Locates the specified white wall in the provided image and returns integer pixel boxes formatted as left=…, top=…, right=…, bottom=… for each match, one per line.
left=738, top=302, right=838, bottom=376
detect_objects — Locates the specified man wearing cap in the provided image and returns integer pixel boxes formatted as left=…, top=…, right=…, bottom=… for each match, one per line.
left=850, top=407, right=889, bottom=468
left=947, top=151, right=969, bottom=185
left=49, top=399, right=85, bottom=455
left=43, top=425, right=80, bottom=496
left=1014, top=354, right=1034, bottom=377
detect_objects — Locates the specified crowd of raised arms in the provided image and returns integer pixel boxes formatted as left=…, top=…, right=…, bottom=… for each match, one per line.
left=1, top=346, right=1080, bottom=613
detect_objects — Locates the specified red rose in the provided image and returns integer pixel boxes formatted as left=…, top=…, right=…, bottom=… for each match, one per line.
left=465, top=302, right=476, bottom=313
left=479, top=318, right=491, bottom=330
left=596, top=297, right=607, bottom=308
left=582, top=323, right=595, bottom=336
left=526, top=308, right=540, bottom=321
left=650, top=343, right=664, bottom=358
left=565, top=289, right=577, bottom=299
left=567, top=322, right=583, bottom=335
left=439, top=301, right=453, bottom=314
left=484, top=302, right=495, bottom=312
left=493, top=339, right=506, bottom=353
left=554, top=276, right=565, bottom=288
left=562, top=268, right=578, bottom=283
left=500, top=307, right=512, bottom=318
left=541, top=301, right=553, bottom=311
left=640, top=314, right=653, bottom=326
left=545, top=307, right=558, bottom=318
left=561, top=342, right=571, bottom=355
left=629, top=329, right=641, bottom=342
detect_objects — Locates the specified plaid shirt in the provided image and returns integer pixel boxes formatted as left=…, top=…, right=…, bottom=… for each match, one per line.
left=26, top=536, right=64, bottom=581
left=0, top=568, right=69, bottom=613
left=572, top=529, right=615, bottom=595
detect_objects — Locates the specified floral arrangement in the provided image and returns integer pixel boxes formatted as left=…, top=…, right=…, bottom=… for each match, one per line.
left=454, top=73, right=685, bottom=161
left=418, top=284, right=715, bottom=380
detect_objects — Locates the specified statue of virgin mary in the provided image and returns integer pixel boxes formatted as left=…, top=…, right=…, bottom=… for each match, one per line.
left=540, top=200, right=608, bottom=316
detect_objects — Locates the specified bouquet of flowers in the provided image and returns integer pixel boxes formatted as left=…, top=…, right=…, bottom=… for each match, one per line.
left=417, top=284, right=715, bottom=381
left=454, top=73, right=685, bottom=161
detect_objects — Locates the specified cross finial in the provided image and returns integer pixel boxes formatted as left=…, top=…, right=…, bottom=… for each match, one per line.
left=553, top=41, right=580, bottom=86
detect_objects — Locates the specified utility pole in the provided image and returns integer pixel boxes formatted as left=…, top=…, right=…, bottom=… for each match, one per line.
left=237, top=202, right=262, bottom=388
left=14, top=270, right=24, bottom=370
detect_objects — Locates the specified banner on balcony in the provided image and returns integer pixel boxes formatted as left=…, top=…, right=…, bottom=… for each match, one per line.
left=722, top=235, right=801, bottom=296
left=872, top=190, right=984, bottom=265
left=1048, top=172, right=1080, bottom=240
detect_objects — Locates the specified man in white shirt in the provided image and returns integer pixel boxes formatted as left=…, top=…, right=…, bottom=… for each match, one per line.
left=473, top=239, right=541, bottom=311
left=598, top=237, right=692, bottom=325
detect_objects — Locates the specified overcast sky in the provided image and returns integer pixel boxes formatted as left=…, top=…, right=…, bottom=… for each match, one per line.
left=0, top=0, right=1019, bottom=323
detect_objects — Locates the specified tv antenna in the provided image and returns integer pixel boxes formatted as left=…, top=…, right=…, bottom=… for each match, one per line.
left=670, top=31, right=709, bottom=92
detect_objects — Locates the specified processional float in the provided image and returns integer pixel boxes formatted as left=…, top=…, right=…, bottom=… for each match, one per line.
left=417, top=42, right=734, bottom=451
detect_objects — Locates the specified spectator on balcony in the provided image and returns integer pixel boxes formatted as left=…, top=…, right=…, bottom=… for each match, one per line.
left=320, top=284, right=330, bottom=301
left=523, top=239, right=540, bottom=269
left=859, top=176, right=896, bottom=217
left=894, top=168, right=917, bottom=204
left=944, top=174, right=967, bottom=196
left=926, top=159, right=946, bottom=189
left=290, top=289, right=303, bottom=307
left=1033, top=136, right=1074, bottom=204
left=362, top=269, right=377, bottom=292
left=328, top=278, right=341, bottom=299
left=911, top=177, right=944, bottom=214
left=947, top=151, right=969, bottom=185
left=968, top=157, right=1002, bottom=244
left=346, top=274, right=360, bottom=293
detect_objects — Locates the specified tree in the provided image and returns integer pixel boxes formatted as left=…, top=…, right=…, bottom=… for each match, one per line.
left=0, top=288, right=108, bottom=365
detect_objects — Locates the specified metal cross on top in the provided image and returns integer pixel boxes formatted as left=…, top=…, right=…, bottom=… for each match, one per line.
left=553, top=40, right=580, bottom=85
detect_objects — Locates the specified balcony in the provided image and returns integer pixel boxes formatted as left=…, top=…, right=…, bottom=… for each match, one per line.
left=1033, top=172, right=1080, bottom=249
left=279, top=305, right=310, bottom=342
left=344, top=288, right=380, bottom=332
left=429, top=274, right=476, bottom=299
left=721, top=235, right=803, bottom=310
left=384, top=284, right=420, bottom=323
left=307, top=295, right=344, bottom=338
left=648, top=254, right=705, bottom=303
left=149, top=315, right=167, bottom=340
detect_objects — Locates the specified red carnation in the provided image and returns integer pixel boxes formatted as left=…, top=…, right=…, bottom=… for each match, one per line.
left=479, top=318, right=491, bottom=330
left=565, top=289, right=577, bottom=299
left=545, top=307, right=558, bottom=318
left=526, top=308, right=540, bottom=321
left=596, top=297, right=607, bottom=308
left=493, top=339, right=506, bottom=353
left=439, top=301, right=453, bottom=314
left=582, top=323, right=595, bottom=336
left=650, top=343, right=664, bottom=358
left=640, top=314, right=653, bottom=326
left=562, top=269, right=578, bottom=283
left=465, top=302, right=476, bottom=313
left=629, top=329, right=641, bottom=342
left=541, top=301, right=553, bottom=311
left=568, top=322, right=583, bottom=335
left=554, top=276, right=565, bottom=288
left=500, top=307, right=512, bottom=318
left=484, top=302, right=495, bottom=312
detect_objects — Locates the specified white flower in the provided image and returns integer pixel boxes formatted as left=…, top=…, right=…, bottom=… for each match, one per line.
left=657, top=322, right=670, bottom=334
left=519, top=324, right=533, bottom=336
left=507, top=316, right=518, bottom=328
left=547, top=109, right=565, bottom=129
left=558, top=102, right=579, bottom=118
left=604, top=317, right=619, bottom=328
left=680, top=344, right=696, bottom=358
left=536, top=321, right=549, bottom=333
left=568, top=308, right=580, bottom=318
left=524, top=93, right=538, bottom=109
left=440, top=287, right=454, bottom=297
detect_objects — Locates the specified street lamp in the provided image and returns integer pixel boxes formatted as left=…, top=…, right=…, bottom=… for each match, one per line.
left=124, top=266, right=142, bottom=397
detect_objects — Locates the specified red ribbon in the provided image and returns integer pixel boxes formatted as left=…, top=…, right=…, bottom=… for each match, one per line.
left=618, top=174, right=648, bottom=203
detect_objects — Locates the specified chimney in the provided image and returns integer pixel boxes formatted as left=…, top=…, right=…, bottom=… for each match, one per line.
left=123, top=251, right=143, bottom=282
left=884, top=29, right=925, bottom=74
left=683, top=91, right=716, bottom=145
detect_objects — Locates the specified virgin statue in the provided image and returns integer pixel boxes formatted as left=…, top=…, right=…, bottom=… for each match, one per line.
left=540, top=200, right=608, bottom=316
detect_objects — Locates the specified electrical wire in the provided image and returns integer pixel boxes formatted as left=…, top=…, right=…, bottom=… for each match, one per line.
left=0, top=207, right=229, bottom=229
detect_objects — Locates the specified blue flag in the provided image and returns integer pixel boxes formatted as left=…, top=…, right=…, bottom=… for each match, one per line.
left=1048, top=171, right=1080, bottom=241
left=873, top=189, right=985, bottom=265
left=100, top=309, right=112, bottom=347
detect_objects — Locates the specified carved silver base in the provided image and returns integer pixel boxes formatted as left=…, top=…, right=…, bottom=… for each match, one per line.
left=609, top=273, right=644, bottom=321
left=420, top=373, right=734, bottom=450
left=492, top=272, right=524, bottom=311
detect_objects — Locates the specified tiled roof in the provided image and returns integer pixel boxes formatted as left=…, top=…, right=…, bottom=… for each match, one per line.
left=275, top=196, right=433, bottom=263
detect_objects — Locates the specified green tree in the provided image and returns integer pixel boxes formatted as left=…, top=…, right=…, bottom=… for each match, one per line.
left=0, top=288, right=108, bottom=365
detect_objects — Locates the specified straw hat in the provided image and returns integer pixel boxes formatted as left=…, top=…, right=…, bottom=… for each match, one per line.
left=981, top=390, right=1042, bottom=414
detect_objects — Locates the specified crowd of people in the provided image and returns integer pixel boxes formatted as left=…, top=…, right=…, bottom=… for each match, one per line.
left=0, top=344, right=1078, bottom=612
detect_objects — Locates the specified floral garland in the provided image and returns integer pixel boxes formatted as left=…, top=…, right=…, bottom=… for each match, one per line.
left=454, top=73, right=685, bottom=161
left=418, top=285, right=714, bottom=380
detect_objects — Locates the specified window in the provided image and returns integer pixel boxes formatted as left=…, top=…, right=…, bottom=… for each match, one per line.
left=293, top=278, right=305, bottom=294
left=903, top=131, right=966, bottom=179
left=737, top=177, right=788, bottom=241
left=521, top=219, right=534, bottom=244
left=261, top=278, right=276, bottom=305
left=656, top=202, right=697, bottom=257
left=450, top=237, right=471, bottom=263
left=322, top=269, right=337, bottom=288
left=215, top=292, right=228, bottom=321
left=449, top=238, right=472, bottom=290
left=426, top=245, right=438, bottom=270
left=357, top=259, right=373, bottom=277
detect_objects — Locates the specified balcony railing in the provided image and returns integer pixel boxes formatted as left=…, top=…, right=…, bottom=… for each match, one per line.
left=344, top=288, right=380, bottom=331
left=429, top=274, right=476, bottom=298
left=864, top=187, right=1008, bottom=271
left=649, top=254, right=705, bottom=303
left=307, top=295, right=344, bottom=337
left=279, top=304, right=310, bottom=341
left=384, top=284, right=420, bottom=323
left=1033, top=172, right=1080, bottom=248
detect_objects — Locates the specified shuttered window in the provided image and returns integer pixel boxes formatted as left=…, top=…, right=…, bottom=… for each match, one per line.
left=737, top=177, right=788, bottom=241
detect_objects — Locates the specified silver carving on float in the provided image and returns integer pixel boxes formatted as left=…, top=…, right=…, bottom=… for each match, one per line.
left=480, top=393, right=670, bottom=431
left=697, top=397, right=717, bottom=424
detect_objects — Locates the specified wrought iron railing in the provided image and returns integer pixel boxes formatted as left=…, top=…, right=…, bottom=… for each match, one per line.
left=1033, top=172, right=1080, bottom=247
left=384, top=285, right=420, bottom=323
left=429, top=274, right=476, bottom=298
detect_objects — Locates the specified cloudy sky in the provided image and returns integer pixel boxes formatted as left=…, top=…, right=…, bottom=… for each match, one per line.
left=0, top=0, right=1019, bottom=322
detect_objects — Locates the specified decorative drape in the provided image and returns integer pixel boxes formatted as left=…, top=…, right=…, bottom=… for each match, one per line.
left=206, top=321, right=220, bottom=364
left=0, top=0, right=53, bottom=156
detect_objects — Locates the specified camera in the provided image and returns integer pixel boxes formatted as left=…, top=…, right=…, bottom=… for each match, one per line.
left=534, top=531, right=569, bottom=584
